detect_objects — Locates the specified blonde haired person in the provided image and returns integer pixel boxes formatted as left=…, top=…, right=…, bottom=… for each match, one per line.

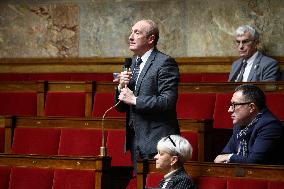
left=151, top=135, right=195, bottom=189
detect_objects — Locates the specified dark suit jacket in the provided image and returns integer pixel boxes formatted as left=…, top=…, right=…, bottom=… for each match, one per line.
left=116, top=48, right=180, bottom=156
left=158, top=167, right=195, bottom=189
left=222, top=109, right=284, bottom=164
left=228, top=52, right=280, bottom=81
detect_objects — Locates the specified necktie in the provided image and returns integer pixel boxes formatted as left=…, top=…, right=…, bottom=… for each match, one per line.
left=131, top=57, right=143, bottom=86
left=236, top=61, right=247, bottom=82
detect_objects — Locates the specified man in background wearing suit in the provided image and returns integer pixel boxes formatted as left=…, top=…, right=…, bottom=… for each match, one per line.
left=228, top=25, right=280, bottom=82
left=115, top=20, right=180, bottom=169
left=214, top=84, right=284, bottom=164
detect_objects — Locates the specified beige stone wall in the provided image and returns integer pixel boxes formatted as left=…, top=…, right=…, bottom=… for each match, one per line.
left=0, top=0, right=283, bottom=58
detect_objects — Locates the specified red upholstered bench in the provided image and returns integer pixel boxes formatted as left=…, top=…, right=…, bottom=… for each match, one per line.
left=53, top=169, right=95, bottom=189
left=177, top=93, right=216, bottom=120
left=92, top=93, right=125, bottom=118
left=266, top=93, right=284, bottom=120
left=8, top=167, right=54, bottom=189
left=58, top=128, right=104, bottom=156
left=197, top=176, right=227, bottom=189
left=0, top=166, right=10, bottom=189
left=227, top=178, right=268, bottom=189
left=181, top=131, right=199, bottom=161
left=44, top=92, right=86, bottom=117
left=106, top=130, right=132, bottom=166
left=11, top=127, right=61, bottom=155
left=145, top=173, right=164, bottom=188
left=213, top=93, right=233, bottom=128
left=0, top=92, right=37, bottom=116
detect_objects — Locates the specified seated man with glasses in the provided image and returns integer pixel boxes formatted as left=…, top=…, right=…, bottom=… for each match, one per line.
left=228, top=25, right=280, bottom=82
left=214, top=84, right=284, bottom=164
left=147, top=135, right=194, bottom=189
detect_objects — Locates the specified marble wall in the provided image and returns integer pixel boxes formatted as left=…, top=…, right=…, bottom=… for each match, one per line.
left=0, top=0, right=283, bottom=57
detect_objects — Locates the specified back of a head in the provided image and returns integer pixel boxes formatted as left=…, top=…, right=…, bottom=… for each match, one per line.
left=235, top=84, right=266, bottom=110
left=157, top=135, right=192, bottom=164
left=142, top=19, right=159, bottom=46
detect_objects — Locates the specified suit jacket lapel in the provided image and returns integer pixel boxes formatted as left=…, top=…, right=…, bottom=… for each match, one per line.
left=247, top=52, right=262, bottom=81
left=134, top=49, right=157, bottom=95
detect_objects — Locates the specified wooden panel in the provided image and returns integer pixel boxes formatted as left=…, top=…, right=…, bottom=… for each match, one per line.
left=0, top=57, right=283, bottom=73
left=96, top=81, right=284, bottom=93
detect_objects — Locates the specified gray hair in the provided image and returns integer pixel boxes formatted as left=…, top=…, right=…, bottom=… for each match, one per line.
left=157, top=135, right=192, bottom=164
left=142, top=19, right=159, bottom=46
left=235, top=25, right=259, bottom=41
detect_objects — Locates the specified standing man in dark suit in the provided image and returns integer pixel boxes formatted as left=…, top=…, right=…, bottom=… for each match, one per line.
left=115, top=19, right=180, bottom=169
left=214, top=84, right=284, bottom=164
left=228, top=25, right=280, bottom=82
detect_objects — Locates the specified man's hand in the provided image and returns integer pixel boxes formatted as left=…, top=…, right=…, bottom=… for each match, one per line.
left=119, top=87, right=137, bottom=105
left=214, top=154, right=232, bottom=163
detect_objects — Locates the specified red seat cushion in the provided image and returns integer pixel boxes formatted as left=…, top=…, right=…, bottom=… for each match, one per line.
left=0, top=74, right=29, bottom=81
left=106, top=130, right=132, bottom=166
left=53, top=169, right=95, bottom=189
left=9, top=167, right=54, bottom=189
left=213, top=93, right=233, bottom=128
left=0, top=92, right=37, bottom=116
left=266, top=93, right=284, bottom=120
left=181, top=131, right=198, bottom=161
left=145, top=173, right=164, bottom=188
left=0, top=166, right=10, bottom=189
left=227, top=178, right=268, bottom=189
left=177, top=93, right=216, bottom=120
left=58, top=128, right=104, bottom=156
left=44, top=92, right=86, bottom=117
left=12, top=127, right=61, bottom=155
left=197, top=176, right=227, bottom=189
left=92, top=93, right=125, bottom=118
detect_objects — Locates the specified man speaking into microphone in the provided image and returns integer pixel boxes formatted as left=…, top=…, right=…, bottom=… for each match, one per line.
left=114, top=19, right=180, bottom=170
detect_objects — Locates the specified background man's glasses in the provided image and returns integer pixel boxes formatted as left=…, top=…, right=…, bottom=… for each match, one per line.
left=229, top=102, right=252, bottom=109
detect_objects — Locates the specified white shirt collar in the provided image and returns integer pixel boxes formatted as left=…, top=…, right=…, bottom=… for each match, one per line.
left=137, top=48, right=154, bottom=63
left=245, top=51, right=258, bottom=66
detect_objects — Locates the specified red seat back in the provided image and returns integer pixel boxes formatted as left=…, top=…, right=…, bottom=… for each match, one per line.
left=213, top=93, right=233, bottom=128
left=0, top=92, right=37, bottom=116
left=268, top=180, right=284, bottom=189
left=92, top=93, right=125, bottom=118
left=177, top=93, right=216, bottom=120
left=202, top=73, right=228, bottom=82
left=145, top=173, right=164, bottom=188
left=58, top=128, right=103, bottom=156
left=44, top=92, right=86, bottom=117
left=12, top=127, right=61, bottom=155
left=106, top=130, right=132, bottom=166
left=227, top=178, right=268, bottom=189
left=181, top=131, right=198, bottom=161
left=8, top=167, right=54, bottom=189
left=53, top=169, right=95, bottom=189
left=0, top=166, right=10, bottom=189
left=266, top=93, right=284, bottom=120
left=197, top=176, right=227, bottom=189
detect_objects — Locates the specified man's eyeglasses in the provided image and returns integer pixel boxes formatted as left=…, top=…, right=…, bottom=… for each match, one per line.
left=229, top=102, right=252, bottom=110
left=165, top=135, right=176, bottom=147
left=235, top=39, right=254, bottom=46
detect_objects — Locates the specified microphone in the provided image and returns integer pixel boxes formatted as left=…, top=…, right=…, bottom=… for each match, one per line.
left=124, top=58, right=132, bottom=72
left=99, top=58, right=132, bottom=156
